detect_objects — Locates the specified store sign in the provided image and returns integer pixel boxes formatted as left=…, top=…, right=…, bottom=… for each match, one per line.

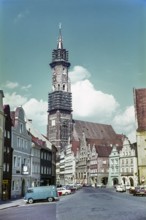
left=2, top=180, right=8, bottom=184
left=22, top=165, right=29, bottom=175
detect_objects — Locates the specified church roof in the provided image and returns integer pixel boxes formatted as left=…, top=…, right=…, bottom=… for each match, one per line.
left=73, top=119, right=123, bottom=146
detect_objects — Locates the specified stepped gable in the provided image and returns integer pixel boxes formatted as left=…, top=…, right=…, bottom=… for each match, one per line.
left=73, top=119, right=123, bottom=146
left=71, top=140, right=80, bottom=156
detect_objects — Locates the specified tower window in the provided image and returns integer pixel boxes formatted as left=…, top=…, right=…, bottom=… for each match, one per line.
left=63, top=84, right=65, bottom=90
left=52, top=120, right=55, bottom=126
left=58, top=84, right=60, bottom=90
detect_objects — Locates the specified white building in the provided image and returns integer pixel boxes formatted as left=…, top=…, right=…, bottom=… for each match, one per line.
left=119, top=137, right=138, bottom=187
left=108, top=145, right=121, bottom=187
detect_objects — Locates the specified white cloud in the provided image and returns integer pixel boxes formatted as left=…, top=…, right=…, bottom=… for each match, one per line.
left=112, top=106, right=136, bottom=143
left=5, top=81, right=19, bottom=89
left=21, top=84, right=32, bottom=91
left=69, top=66, right=91, bottom=83
left=72, top=79, right=119, bottom=120
left=3, top=92, right=27, bottom=109
left=23, top=98, right=48, bottom=129
left=3, top=92, right=48, bottom=134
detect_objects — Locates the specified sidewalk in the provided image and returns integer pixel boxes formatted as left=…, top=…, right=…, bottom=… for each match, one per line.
left=0, top=198, right=25, bottom=210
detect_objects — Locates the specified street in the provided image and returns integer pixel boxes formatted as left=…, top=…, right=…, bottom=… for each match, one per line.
left=0, top=187, right=146, bottom=220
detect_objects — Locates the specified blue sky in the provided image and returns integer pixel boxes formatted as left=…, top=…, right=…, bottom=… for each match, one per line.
left=1, top=0, right=146, bottom=142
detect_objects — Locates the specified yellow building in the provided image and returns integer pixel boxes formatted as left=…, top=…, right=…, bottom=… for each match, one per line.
left=0, top=90, right=5, bottom=200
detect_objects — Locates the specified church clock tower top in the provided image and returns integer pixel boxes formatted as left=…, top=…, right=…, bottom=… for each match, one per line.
left=50, top=24, right=70, bottom=68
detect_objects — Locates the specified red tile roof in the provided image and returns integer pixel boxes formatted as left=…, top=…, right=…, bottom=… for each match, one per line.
left=95, top=145, right=112, bottom=157
left=73, top=120, right=123, bottom=146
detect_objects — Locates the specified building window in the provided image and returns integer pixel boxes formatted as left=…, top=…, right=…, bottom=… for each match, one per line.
left=131, top=159, right=133, bottom=164
left=12, top=181, right=15, bottom=190
left=13, top=156, right=17, bottom=168
left=52, top=120, right=55, bottom=126
left=7, top=131, right=10, bottom=139
left=17, top=157, right=21, bottom=167
left=20, top=123, right=23, bottom=133
left=3, top=163, right=6, bottom=172
left=24, top=158, right=26, bottom=165
left=7, top=147, right=10, bottom=153
left=41, top=166, right=43, bottom=174
left=17, top=138, right=20, bottom=148
left=25, top=141, right=27, bottom=149
left=7, top=163, right=9, bottom=172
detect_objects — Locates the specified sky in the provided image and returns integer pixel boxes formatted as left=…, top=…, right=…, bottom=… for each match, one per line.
left=1, top=0, right=146, bottom=143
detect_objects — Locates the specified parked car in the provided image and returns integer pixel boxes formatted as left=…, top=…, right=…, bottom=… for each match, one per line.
left=57, top=187, right=71, bottom=195
left=24, top=185, right=59, bottom=204
left=64, top=185, right=77, bottom=193
left=96, top=184, right=106, bottom=188
left=129, top=186, right=135, bottom=194
left=125, top=185, right=131, bottom=190
left=116, top=185, right=126, bottom=192
left=133, top=186, right=146, bottom=196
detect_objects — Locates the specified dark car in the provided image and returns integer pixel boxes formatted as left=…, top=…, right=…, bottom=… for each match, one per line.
left=133, top=186, right=146, bottom=196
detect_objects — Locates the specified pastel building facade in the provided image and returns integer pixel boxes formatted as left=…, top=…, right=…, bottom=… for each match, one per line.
left=11, top=107, right=32, bottom=198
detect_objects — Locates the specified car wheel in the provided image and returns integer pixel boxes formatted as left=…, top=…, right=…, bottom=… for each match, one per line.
left=28, top=198, right=33, bottom=204
left=48, top=197, right=53, bottom=202
left=65, top=192, right=68, bottom=195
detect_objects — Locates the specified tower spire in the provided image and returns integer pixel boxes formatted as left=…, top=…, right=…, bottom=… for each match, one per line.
left=57, top=23, right=63, bottom=49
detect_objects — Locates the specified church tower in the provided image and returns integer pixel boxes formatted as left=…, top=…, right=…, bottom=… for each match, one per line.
left=47, top=25, right=73, bottom=150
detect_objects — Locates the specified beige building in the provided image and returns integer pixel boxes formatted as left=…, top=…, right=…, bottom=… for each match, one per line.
left=0, top=90, right=5, bottom=200
left=134, top=88, right=146, bottom=185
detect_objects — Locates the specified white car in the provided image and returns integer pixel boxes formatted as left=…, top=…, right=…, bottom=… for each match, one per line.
left=116, top=185, right=126, bottom=192
left=57, top=187, right=71, bottom=195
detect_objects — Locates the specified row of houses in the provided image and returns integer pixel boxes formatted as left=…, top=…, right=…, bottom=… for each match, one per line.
left=56, top=131, right=138, bottom=188
left=55, top=88, right=146, bottom=189
left=0, top=90, right=56, bottom=200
